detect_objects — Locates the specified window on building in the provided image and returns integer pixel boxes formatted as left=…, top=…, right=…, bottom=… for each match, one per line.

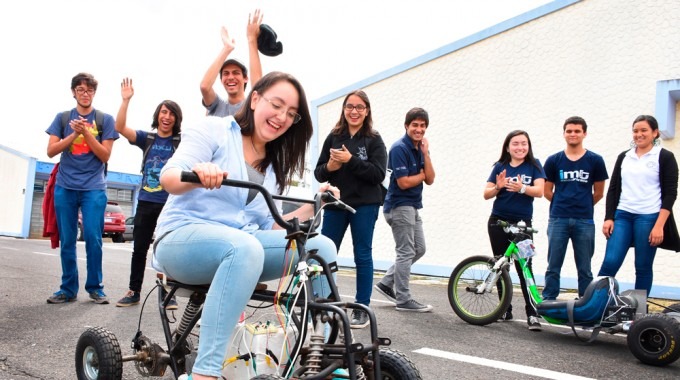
left=106, top=188, right=133, bottom=202
left=33, top=180, right=46, bottom=193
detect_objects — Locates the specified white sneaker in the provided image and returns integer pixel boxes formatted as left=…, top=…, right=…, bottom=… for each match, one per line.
left=527, top=316, right=542, bottom=331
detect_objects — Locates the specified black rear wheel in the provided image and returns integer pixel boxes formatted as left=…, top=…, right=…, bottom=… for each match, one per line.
left=75, top=326, right=123, bottom=380
left=627, top=313, right=680, bottom=366
left=370, top=348, right=423, bottom=380
left=448, top=255, right=512, bottom=325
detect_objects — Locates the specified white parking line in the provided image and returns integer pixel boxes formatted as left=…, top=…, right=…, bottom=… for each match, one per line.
left=103, top=244, right=133, bottom=251
left=32, top=251, right=85, bottom=261
left=413, top=347, right=595, bottom=380
left=339, top=293, right=394, bottom=304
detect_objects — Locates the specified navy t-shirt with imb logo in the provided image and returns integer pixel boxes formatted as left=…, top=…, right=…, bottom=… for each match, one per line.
left=543, top=150, right=608, bottom=219
left=487, top=160, right=546, bottom=221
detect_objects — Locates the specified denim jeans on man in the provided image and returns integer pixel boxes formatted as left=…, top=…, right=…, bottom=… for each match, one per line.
left=598, top=210, right=659, bottom=295
left=129, top=201, right=165, bottom=293
left=54, top=185, right=107, bottom=297
left=380, top=206, right=426, bottom=304
left=321, top=204, right=379, bottom=305
left=154, top=224, right=336, bottom=378
left=543, top=218, right=595, bottom=299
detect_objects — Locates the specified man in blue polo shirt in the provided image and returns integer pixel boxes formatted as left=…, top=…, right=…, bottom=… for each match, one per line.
left=374, top=107, right=436, bottom=312
left=542, top=116, right=608, bottom=300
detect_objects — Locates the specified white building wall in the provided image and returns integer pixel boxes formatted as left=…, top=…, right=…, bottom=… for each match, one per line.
left=0, top=146, right=35, bottom=237
left=314, top=0, right=680, bottom=298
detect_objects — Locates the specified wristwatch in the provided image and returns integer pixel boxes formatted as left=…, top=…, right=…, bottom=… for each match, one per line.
left=519, top=184, right=527, bottom=194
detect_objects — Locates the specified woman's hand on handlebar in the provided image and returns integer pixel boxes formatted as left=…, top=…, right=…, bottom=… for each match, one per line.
left=161, top=164, right=228, bottom=195
left=192, top=162, right=227, bottom=190
left=318, top=183, right=340, bottom=202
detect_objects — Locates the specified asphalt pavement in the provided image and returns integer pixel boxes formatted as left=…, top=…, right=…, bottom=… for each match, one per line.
left=1, top=237, right=679, bottom=379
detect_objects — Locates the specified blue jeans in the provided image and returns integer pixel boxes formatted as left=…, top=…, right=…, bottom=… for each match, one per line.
left=543, top=218, right=595, bottom=299
left=321, top=204, right=379, bottom=305
left=154, top=224, right=337, bottom=378
left=598, top=210, right=659, bottom=295
left=380, top=206, right=426, bottom=304
left=54, top=185, right=107, bottom=297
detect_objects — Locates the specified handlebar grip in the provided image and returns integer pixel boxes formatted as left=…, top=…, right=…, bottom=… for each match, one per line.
left=180, top=171, right=200, bottom=183
left=321, top=191, right=356, bottom=214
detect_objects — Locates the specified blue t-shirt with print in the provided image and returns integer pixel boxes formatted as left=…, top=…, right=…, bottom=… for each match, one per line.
left=487, top=160, right=546, bottom=221
left=132, top=130, right=176, bottom=204
left=383, top=134, right=425, bottom=213
left=544, top=150, right=608, bottom=219
left=45, top=108, right=119, bottom=190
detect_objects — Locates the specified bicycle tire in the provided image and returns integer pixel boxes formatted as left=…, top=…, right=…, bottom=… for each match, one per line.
left=448, top=255, right=512, bottom=325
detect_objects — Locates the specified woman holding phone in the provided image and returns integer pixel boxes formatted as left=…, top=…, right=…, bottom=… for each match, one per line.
left=314, top=90, right=387, bottom=329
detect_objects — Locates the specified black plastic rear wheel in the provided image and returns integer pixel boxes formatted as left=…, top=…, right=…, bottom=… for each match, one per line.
left=75, top=326, right=123, bottom=380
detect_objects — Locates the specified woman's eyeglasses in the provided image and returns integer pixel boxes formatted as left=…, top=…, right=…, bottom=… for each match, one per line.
left=344, top=104, right=367, bottom=112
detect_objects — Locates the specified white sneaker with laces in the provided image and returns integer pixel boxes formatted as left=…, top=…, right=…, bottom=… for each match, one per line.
left=527, top=315, right=542, bottom=331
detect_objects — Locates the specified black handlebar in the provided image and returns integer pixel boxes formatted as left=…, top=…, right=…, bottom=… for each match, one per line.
left=179, top=171, right=355, bottom=232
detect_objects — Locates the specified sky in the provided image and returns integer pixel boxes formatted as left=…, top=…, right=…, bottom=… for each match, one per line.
left=1, top=0, right=550, bottom=174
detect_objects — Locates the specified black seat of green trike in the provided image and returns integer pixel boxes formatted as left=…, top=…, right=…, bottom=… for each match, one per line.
left=536, top=276, right=619, bottom=325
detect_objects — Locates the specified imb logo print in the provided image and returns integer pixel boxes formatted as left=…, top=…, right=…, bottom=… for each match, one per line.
left=509, top=175, right=532, bottom=185
left=559, top=169, right=589, bottom=183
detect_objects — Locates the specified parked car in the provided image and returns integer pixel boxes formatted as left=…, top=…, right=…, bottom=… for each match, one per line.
left=77, top=202, right=126, bottom=243
left=122, top=216, right=156, bottom=243
left=123, top=217, right=134, bottom=242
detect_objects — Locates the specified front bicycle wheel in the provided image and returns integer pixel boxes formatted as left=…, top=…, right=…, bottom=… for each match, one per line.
left=448, top=255, right=512, bottom=325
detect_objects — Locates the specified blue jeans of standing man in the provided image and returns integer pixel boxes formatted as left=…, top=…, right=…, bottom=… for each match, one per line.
left=380, top=206, right=426, bottom=304
left=54, top=185, right=107, bottom=297
left=543, top=218, right=595, bottom=300
left=321, top=204, right=380, bottom=305
left=598, top=210, right=659, bottom=295
left=154, top=224, right=337, bottom=378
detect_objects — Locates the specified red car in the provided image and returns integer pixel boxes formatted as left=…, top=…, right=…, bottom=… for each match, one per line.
left=77, top=202, right=126, bottom=243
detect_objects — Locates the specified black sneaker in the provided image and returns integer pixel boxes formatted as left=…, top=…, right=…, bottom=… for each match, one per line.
left=116, top=290, right=140, bottom=307
left=527, top=316, right=542, bottom=331
left=499, top=310, right=513, bottom=321
left=396, top=299, right=433, bottom=313
left=89, top=290, right=110, bottom=305
left=166, top=295, right=178, bottom=310
left=374, top=283, right=397, bottom=304
left=350, top=309, right=370, bottom=329
left=47, top=291, right=77, bottom=304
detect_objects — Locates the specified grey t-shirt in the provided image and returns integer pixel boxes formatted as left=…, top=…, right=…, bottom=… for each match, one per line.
left=203, top=94, right=243, bottom=117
